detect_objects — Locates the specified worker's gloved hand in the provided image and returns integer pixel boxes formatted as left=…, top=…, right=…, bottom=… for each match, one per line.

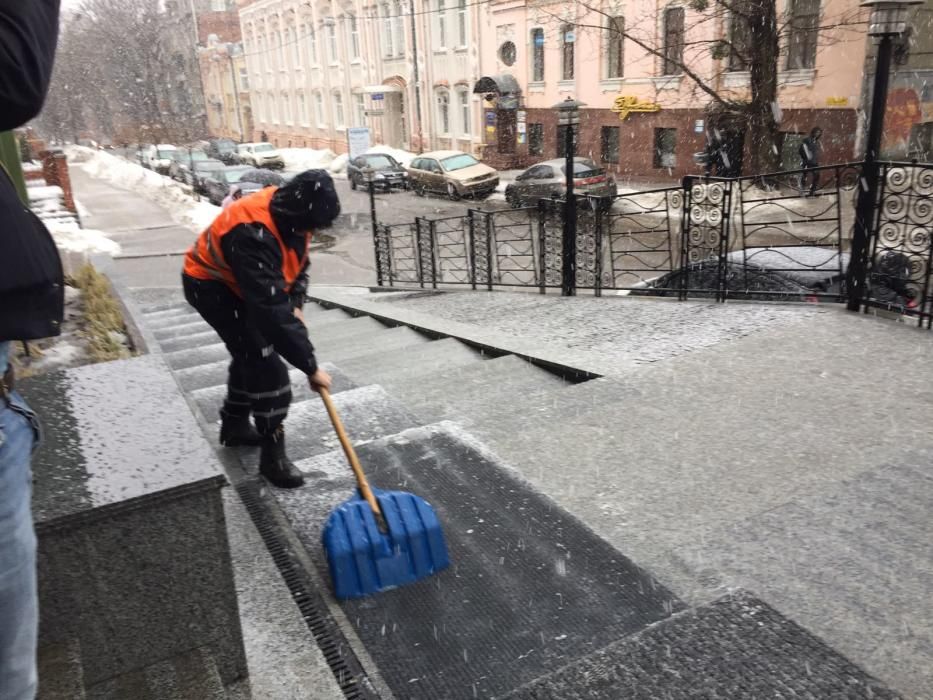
left=293, top=307, right=305, bottom=325
left=308, top=367, right=332, bottom=393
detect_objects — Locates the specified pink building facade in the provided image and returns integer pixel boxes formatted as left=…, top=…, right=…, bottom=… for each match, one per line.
left=474, top=0, right=869, bottom=180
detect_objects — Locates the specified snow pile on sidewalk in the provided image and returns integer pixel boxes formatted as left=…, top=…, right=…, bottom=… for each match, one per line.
left=279, top=147, right=349, bottom=177
left=46, top=219, right=121, bottom=256
left=66, top=145, right=220, bottom=233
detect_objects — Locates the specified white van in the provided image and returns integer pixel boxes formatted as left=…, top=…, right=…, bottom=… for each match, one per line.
left=143, top=144, right=178, bottom=174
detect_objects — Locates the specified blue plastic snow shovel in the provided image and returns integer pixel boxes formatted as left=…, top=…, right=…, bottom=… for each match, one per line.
left=319, top=387, right=450, bottom=600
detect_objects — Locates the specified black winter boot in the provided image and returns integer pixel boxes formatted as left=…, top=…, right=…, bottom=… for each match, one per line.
left=219, top=410, right=262, bottom=447
left=259, top=427, right=305, bottom=488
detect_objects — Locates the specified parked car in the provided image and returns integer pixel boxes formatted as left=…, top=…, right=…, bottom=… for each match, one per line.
left=234, top=143, right=252, bottom=164
left=169, top=148, right=211, bottom=182
left=206, top=138, right=239, bottom=164
left=238, top=142, right=285, bottom=169
left=203, top=165, right=282, bottom=205
left=504, top=158, right=617, bottom=208
left=407, top=151, right=498, bottom=200
left=189, top=159, right=225, bottom=192
left=347, top=153, right=409, bottom=191
left=142, top=144, right=177, bottom=173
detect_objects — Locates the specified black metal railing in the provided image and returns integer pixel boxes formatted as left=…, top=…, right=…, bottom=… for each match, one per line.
left=371, top=161, right=933, bottom=326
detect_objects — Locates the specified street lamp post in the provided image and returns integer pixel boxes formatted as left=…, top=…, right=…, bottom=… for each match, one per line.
left=553, top=97, right=585, bottom=297
left=846, top=0, right=920, bottom=311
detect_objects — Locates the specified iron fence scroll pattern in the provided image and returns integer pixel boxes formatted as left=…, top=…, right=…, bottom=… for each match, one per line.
left=681, top=179, right=733, bottom=301
left=866, top=162, right=933, bottom=326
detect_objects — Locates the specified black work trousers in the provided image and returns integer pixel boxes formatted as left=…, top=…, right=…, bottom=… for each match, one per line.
left=182, top=274, right=291, bottom=436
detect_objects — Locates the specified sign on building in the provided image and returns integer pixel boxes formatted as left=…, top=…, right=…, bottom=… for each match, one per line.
left=610, top=95, right=661, bottom=121
left=347, top=127, right=371, bottom=158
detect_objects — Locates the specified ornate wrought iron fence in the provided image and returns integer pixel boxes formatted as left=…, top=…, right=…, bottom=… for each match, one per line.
left=370, top=162, right=933, bottom=324
left=864, top=162, right=933, bottom=327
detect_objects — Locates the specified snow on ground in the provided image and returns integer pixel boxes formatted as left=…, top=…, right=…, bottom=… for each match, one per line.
left=364, top=144, right=417, bottom=167
left=46, top=218, right=121, bottom=256
left=280, top=147, right=336, bottom=171
left=66, top=145, right=220, bottom=233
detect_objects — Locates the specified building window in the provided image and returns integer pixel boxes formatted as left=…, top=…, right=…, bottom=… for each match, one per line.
left=349, top=14, right=361, bottom=58
left=458, top=0, right=467, bottom=46
left=315, top=91, right=325, bottom=125
left=270, top=93, right=278, bottom=123
left=283, top=93, right=292, bottom=124
left=437, top=90, right=450, bottom=134
left=260, top=36, right=269, bottom=72
left=499, top=41, right=516, bottom=66
left=727, top=13, right=751, bottom=71
left=561, top=24, right=574, bottom=80
left=298, top=93, right=307, bottom=125
left=292, top=27, right=301, bottom=68
left=654, top=128, right=677, bottom=168
left=354, top=93, right=366, bottom=125
left=211, top=0, right=226, bottom=11
left=239, top=66, right=249, bottom=91
left=333, top=91, right=345, bottom=128
left=277, top=30, right=286, bottom=68
left=437, top=0, right=447, bottom=48
left=309, top=29, right=317, bottom=65
left=556, top=124, right=578, bottom=157
left=393, top=1, right=405, bottom=56
left=662, top=7, right=684, bottom=75
left=606, top=16, right=624, bottom=78
left=326, top=21, right=338, bottom=63
left=531, top=28, right=544, bottom=82
left=786, top=0, right=819, bottom=70
left=601, top=126, right=620, bottom=163
left=283, top=28, right=293, bottom=68
left=457, top=88, right=470, bottom=135
left=528, top=123, right=544, bottom=155
left=382, top=4, right=393, bottom=57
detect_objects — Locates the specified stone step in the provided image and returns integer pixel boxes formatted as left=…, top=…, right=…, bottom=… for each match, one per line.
left=37, top=639, right=85, bottom=700
left=153, top=319, right=214, bottom=341
left=158, top=329, right=221, bottom=354
left=336, top=337, right=487, bottom=388
left=297, top=308, right=354, bottom=327
left=264, top=384, right=420, bottom=462
left=501, top=591, right=898, bottom=700
left=142, top=305, right=197, bottom=321
left=315, top=325, right=432, bottom=365
left=303, top=315, right=388, bottom=345
left=164, top=342, right=229, bottom=370
left=386, top=354, right=570, bottom=426
left=85, top=647, right=225, bottom=700
left=189, top=362, right=356, bottom=423
left=145, top=309, right=201, bottom=330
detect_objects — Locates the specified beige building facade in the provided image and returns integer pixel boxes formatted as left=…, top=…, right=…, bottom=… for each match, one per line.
left=237, top=0, right=484, bottom=154
left=200, top=36, right=254, bottom=142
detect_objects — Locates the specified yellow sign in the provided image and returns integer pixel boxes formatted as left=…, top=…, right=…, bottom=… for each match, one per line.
left=826, top=96, right=849, bottom=107
left=611, top=95, right=661, bottom=121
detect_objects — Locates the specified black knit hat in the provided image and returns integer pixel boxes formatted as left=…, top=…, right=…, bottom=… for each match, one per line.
left=270, top=169, right=341, bottom=233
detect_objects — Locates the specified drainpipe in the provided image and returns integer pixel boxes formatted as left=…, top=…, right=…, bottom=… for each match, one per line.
left=410, top=0, right=424, bottom=152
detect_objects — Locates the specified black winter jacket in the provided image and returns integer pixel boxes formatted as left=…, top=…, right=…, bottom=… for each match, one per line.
left=220, top=225, right=318, bottom=376
left=0, top=0, right=64, bottom=342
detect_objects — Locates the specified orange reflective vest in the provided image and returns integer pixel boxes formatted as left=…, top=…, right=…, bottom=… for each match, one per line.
left=183, top=187, right=310, bottom=297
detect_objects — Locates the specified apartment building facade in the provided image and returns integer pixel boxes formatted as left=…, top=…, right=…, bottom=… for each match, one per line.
left=237, top=0, right=484, bottom=154
left=200, top=37, right=254, bottom=142
left=475, top=0, right=869, bottom=179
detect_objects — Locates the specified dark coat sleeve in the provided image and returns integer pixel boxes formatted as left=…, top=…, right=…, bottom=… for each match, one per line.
left=289, top=261, right=309, bottom=310
left=0, top=0, right=60, bottom=131
left=220, top=223, right=318, bottom=376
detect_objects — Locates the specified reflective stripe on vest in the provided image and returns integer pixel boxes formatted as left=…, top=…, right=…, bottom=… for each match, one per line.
left=183, top=187, right=311, bottom=297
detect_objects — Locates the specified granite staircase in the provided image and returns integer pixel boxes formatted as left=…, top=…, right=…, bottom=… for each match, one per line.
left=118, top=287, right=902, bottom=700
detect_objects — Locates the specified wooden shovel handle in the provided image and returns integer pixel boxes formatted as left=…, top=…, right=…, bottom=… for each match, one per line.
left=318, top=387, right=383, bottom=519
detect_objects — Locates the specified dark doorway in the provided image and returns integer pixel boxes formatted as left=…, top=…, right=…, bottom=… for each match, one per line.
left=720, top=128, right=745, bottom=177
left=498, top=110, right=517, bottom=154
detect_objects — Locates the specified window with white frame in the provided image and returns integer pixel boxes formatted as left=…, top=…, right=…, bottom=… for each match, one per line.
left=326, top=21, right=338, bottom=62
left=392, top=1, right=404, bottom=56
left=605, top=16, right=624, bottom=78
left=283, top=28, right=292, bottom=69
left=239, top=66, right=249, bottom=90
left=333, top=91, right=345, bottom=128
left=348, top=14, right=361, bottom=59
left=436, top=0, right=447, bottom=48
left=314, top=91, right=325, bottom=125
left=457, top=0, right=467, bottom=46
left=260, top=36, right=268, bottom=72
left=269, top=92, right=277, bottom=123
left=256, top=88, right=265, bottom=122
left=382, top=4, right=394, bottom=57
left=298, top=93, right=307, bottom=124
left=308, top=28, right=318, bottom=64
left=457, top=87, right=470, bottom=135
left=283, top=92, right=292, bottom=124
left=353, top=93, right=366, bottom=126
left=436, top=90, right=450, bottom=134
left=277, top=30, right=286, bottom=68
left=292, top=26, right=301, bottom=67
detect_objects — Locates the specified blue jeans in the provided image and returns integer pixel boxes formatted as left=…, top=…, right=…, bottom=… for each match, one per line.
left=0, top=392, right=39, bottom=700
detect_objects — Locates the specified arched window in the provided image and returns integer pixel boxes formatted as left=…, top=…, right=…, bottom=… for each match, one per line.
left=436, top=89, right=450, bottom=134
left=333, top=91, right=345, bottom=128
left=456, top=87, right=470, bottom=136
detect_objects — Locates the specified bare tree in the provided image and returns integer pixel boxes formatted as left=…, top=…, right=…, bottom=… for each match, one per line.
left=539, top=0, right=864, bottom=175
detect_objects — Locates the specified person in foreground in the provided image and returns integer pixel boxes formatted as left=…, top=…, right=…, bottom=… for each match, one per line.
left=182, top=170, right=340, bottom=488
left=0, top=1, right=63, bottom=698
